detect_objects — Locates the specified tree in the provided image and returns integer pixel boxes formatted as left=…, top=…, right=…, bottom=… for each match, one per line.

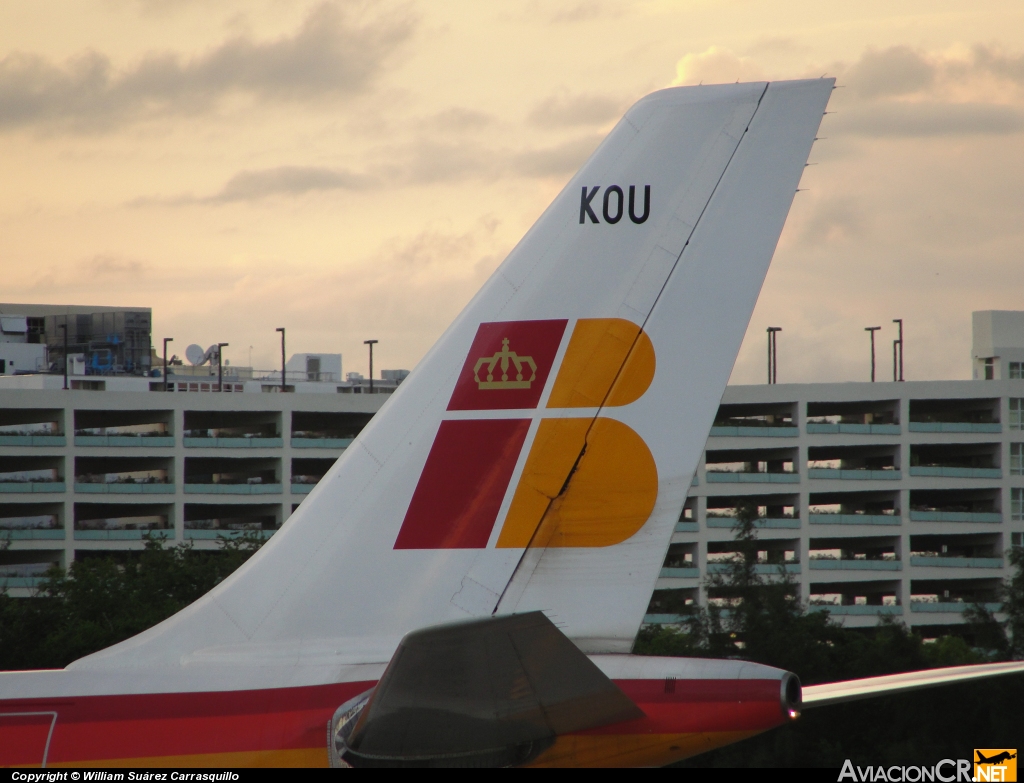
left=0, top=534, right=262, bottom=671
left=1001, top=544, right=1024, bottom=659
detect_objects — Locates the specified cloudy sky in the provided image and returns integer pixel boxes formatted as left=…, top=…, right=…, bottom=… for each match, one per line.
left=3, top=1, right=1024, bottom=383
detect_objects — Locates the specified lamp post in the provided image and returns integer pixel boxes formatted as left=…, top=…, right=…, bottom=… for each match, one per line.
left=59, top=322, right=68, bottom=390
left=892, top=318, right=904, bottom=382
left=276, top=328, right=286, bottom=393
left=865, top=327, right=881, bottom=382
left=163, top=337, right=173, bottom=392
left=217, top=343, right=229, bottom=391
left=364, top=340, right=378, bottom=394
left=767, top=327, right=781, bottom=385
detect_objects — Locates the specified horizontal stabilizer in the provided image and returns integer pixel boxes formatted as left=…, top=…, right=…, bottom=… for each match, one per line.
left=335, top=612, right=643, bottom=767
left=802, top=660, right=1024, bottom=709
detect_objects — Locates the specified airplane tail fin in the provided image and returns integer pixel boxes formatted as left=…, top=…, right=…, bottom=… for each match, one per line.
left=72, top=79, right=833, bottom=672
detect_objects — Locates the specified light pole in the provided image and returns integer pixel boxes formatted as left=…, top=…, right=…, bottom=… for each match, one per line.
left=893, top=318, right=904, bottom=381
left=59, top=322, right=68, bottom=390
left=767, top=327, right=781, bottom=385
left=865, top=327, right=881, bottom=382
left=276, top=328, right=286, bottom=393
left=364, top=340, right=378, bottom=394
left=217, top=343, right=229, bottom=391
left=163, top=337, right=173, bottom=392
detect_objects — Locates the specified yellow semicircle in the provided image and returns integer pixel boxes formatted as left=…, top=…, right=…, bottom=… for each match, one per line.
left=546, top=318, right=655, bottom=409
left=497, top=417, right=658, bottom=548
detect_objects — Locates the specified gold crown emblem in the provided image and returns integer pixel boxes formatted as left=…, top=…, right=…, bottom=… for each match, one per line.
left=474, top=338, right=538, bottom=390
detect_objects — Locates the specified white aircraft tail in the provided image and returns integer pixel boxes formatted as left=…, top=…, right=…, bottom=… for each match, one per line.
left=73, top=79, right=833, bottom=674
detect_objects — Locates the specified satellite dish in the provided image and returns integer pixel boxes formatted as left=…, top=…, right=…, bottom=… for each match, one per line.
left=186, top=344, right=205, bottom=366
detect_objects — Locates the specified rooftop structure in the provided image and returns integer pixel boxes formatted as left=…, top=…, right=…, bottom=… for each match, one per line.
left=972, top=310, right=1024, bottom=380
left=285, top=353, right=342, bottom=383
left=0, top=302, right=152, bottom=377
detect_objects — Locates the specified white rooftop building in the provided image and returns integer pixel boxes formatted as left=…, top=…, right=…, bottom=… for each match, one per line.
left=283, top=353, right=342, bottom=384
left=972, top=310, right=1024, bottom=380
left=0, top=314, right=48, bottom=376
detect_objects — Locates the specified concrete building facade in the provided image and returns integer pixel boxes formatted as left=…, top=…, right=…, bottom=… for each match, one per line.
left=5, top=373, right=1021, bottom=634
left=650, top=378, right=1024, bottom=631
left=0, top=381, right=389, bottom=596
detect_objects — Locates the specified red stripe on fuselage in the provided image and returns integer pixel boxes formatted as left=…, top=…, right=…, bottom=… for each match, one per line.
left=0, top=678, right=783, bottom=766
left=592, top=679, right=783, bottom=735
left=2, top=681, right=371, bottom=765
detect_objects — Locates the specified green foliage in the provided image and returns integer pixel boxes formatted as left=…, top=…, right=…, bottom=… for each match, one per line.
left=920, top=633, right=984, bottom=668
left=0, top=534, right=262, bottom=670
left=633, top=505, right=1024, bottom=766
left=1002, top=544, right=1024, bottom=658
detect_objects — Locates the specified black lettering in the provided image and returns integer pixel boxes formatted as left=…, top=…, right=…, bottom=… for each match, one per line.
left=629, top=185, right=650, bottom=224
left=579, top=186, right=600, bottom=223
left=602, top=185, right=623, bottom=224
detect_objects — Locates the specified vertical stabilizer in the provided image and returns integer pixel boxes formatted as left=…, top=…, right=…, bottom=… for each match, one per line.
left=71, top=79, right=833, bottom=671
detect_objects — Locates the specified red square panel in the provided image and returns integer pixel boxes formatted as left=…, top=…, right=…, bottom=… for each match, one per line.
left=447, top=320, right=568, bottom=411
left=395, top=419, right=531, bottom=549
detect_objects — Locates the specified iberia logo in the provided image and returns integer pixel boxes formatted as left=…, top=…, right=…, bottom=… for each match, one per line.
left=975, top=749, right=1017, bottom=782
left=394, top=318, right=657, bottom=550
